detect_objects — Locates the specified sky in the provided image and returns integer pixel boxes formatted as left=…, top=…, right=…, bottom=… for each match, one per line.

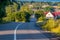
left=15, top=0, right=60, bottom=2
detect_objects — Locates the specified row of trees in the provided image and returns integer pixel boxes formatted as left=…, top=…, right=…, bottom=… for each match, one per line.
left=0, top=1, right=56, bottom=23
left=2, top=2, right=33, bottom=23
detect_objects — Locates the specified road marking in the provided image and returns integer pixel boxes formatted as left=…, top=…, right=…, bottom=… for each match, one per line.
left=14, top=22, right=50, bottom=40
left=14, top=23, right=24, bottom=40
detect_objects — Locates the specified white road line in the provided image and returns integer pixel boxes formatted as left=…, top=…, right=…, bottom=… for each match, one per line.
left=14, top=22, right=49, bottom=40
left=14, top=23, right=25, bottom=40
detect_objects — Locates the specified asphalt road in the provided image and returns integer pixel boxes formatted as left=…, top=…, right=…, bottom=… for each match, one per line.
left=0, top=17, right=55, bottom=40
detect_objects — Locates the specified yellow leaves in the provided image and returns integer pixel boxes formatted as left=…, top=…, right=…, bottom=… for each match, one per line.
left=20, top=5, right=30, bottom=12
left=42, top=19, right=58, bottom=31
left=37, top=17, right=43, bottom=22
left=50, top=20, right=60, bottom=35
left=48, top=19, right=56, bottom=28
left=4, top=2, right=19, bottom=22
left=51, top=25, right=60, bottom=34
left=42, top=19, right=60, bottom=35
left=5, top=2, right=18, bottom=14
left=5, top=5, right=12, bottom=14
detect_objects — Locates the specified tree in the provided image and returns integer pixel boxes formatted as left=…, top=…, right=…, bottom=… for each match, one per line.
left=42, top=19, right=56, bottom=31
left=35, top=10, right=45, bottom=22
left=4, top=2, right=18, bottom=22
left=44, top=6, right=55, bottom=12
left=25, top=12, right=31, bottom=22
left=21, top=5, right=32, bottom=21
left=16, top=5, right=32, bottom=22
left=0, top=0, right=11, bottom=23
left=16, top=11, right=26, bottom=22
left=51, top=19, right=60, bottom=36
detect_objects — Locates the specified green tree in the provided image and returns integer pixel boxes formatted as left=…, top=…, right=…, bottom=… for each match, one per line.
left=16, top=11, right=26, bottom=22
left=16, top=5, right=32, bottom=22
left=44, top=6, right=55, bottom=12
left=0, top=0, right=11, bottom=23
left=35, top=10, right=45, bottom=22
left=25, top=12, right=31, bottom=22
left=35, top=10, right=44, bottom=19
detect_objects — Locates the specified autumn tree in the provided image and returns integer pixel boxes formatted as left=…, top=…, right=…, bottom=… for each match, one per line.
left=42, top=19, right=56, bottom=31
left=4, top=2, right=18, bottom=22
left=16, top=5, right=32, bottom=22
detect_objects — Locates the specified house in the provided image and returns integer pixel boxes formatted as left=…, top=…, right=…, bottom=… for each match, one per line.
left=44, top=11, right=60, bottom=19
left=53, top=11, right=60, bottom=19
left=44, top=12, right=54, bottom=19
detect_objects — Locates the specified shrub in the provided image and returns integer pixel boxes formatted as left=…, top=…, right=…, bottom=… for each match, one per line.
left=42, top=19, right=60, bottom=36
left=42, top=19, right=56, bottom=31
left=51, top=19, right=60, bottom=36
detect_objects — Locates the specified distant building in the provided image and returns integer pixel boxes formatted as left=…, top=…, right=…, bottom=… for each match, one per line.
left=44, top=11, right=60, bottom=19
left=44, top=12, right=54, bottom=19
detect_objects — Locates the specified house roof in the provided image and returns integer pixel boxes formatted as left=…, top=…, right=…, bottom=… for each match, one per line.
left=52, top=11, right=60, bottom=16
left=44, top=12, right=49, bottom=15
left=46, top=12, right=54, bottom=18
left=44, top=11, right=54, bottom=15
left=44, top=11, right=60, bottom=17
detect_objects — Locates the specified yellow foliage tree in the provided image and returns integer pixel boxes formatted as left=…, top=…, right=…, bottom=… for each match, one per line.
left=51, top=19, right=60, bottom=36
left=42, top=19, right=56, bottom=31
left=4, top=2, right=18, bottom=22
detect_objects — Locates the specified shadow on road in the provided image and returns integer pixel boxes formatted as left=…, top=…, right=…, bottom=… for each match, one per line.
left=0, top=34, right=14, bottom=40
left=0, top=22, right=21, bottom=31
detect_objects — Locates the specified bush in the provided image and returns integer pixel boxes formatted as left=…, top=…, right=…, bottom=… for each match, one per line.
left=42, top=19, right=56, bottom=31
left=42, top=19, right=60, bottom=36
left=51, top=19, right=60, bottom=36
left=37, top=17, right=45, bottom=22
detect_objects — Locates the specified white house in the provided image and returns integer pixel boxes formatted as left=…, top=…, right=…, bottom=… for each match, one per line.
left=44, top=11, right=60, bottom=19
left=45, top=12, right=54, bottom=19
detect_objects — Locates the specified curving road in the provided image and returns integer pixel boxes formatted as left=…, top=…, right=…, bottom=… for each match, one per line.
left=16, top=22, right=50, bottom=40
left=0, top=16, right=55, bottom=40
